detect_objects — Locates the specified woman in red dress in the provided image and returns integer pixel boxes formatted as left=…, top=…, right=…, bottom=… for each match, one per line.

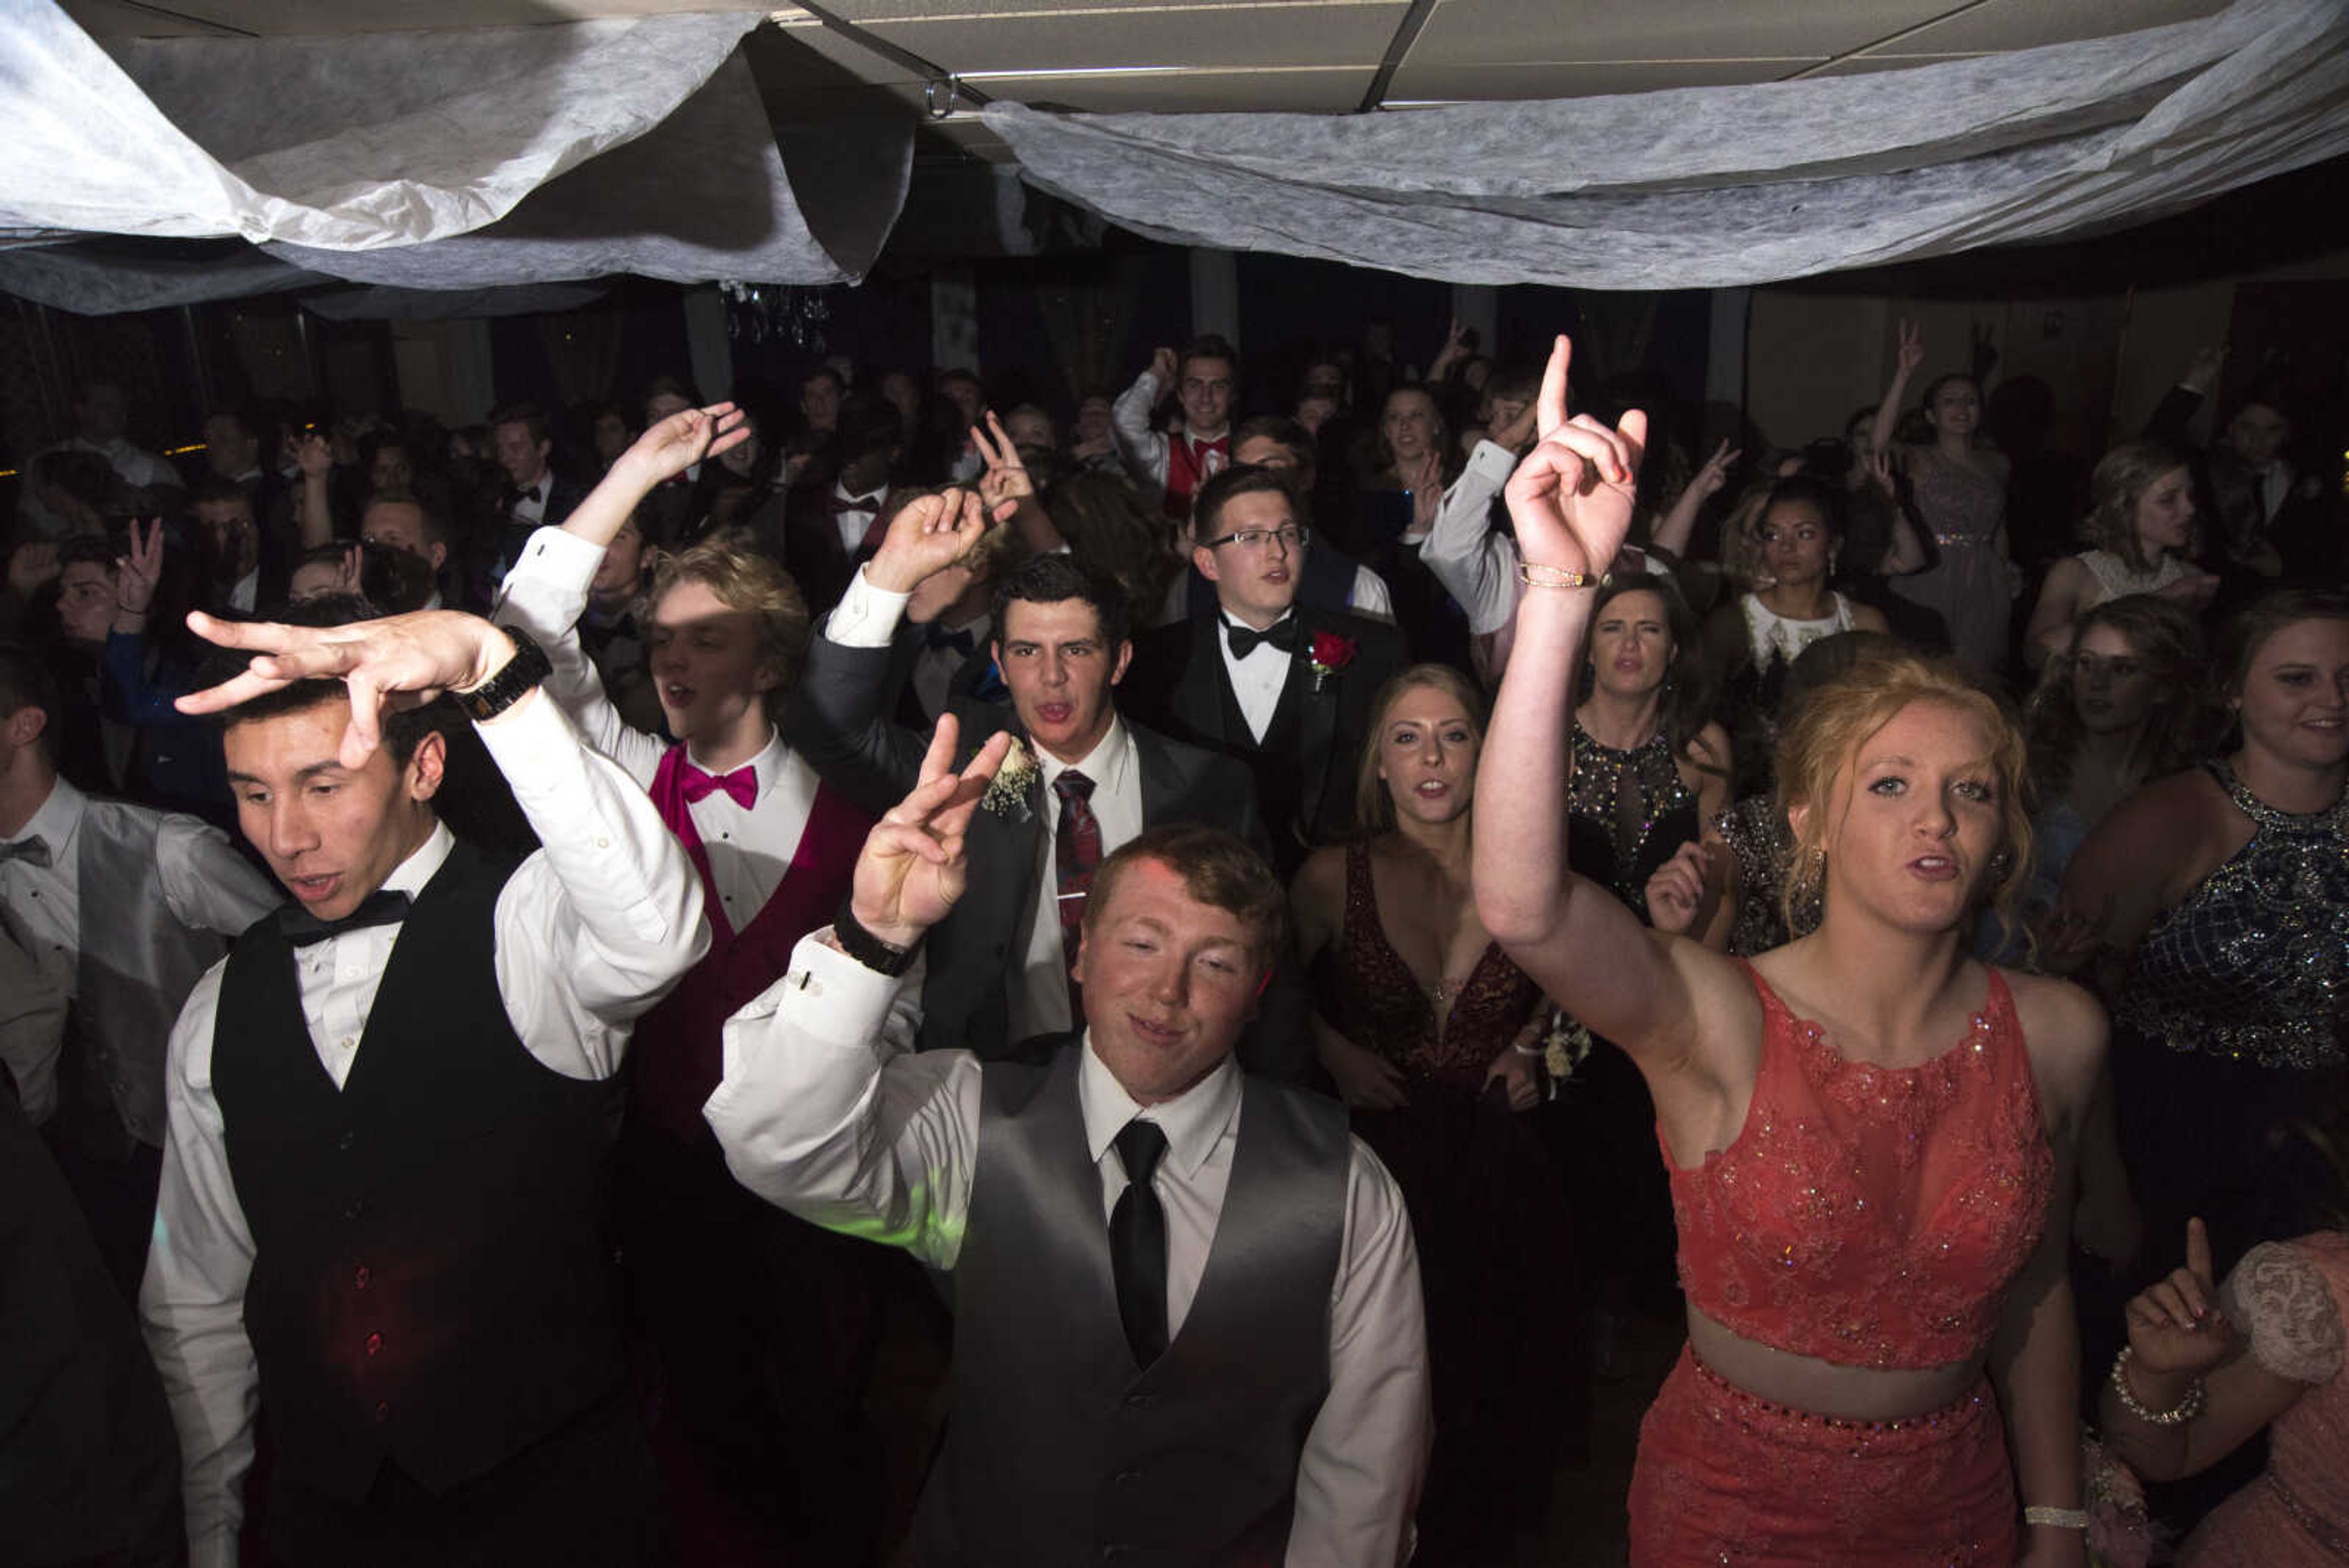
left=1475, top=335, right=2107, bottom=1567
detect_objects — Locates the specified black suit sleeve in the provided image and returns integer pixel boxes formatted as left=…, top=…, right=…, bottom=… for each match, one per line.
left=780, top=624, right=932, bottom=818
left=2145, top=385, right=2206, bottom=450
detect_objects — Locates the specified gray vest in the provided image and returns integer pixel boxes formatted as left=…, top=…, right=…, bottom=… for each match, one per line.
left=920, top=1046, right=1349, bottom=1567
left=75, top=801, right=241, bottom=1146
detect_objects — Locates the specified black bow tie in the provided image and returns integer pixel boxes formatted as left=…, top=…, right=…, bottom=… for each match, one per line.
left=0, top=835, right=51, bottom=868
left=278, top=888, right=413, bottom=948
left=1224, top=617, right=1299, bottom=661
left=926, top=625, right=977, bottom=656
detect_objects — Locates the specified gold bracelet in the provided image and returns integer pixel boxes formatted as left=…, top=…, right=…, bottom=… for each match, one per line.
left=2022, top=1506, right=2090, bottom=1530
left=2109, top=1346, right=2206, bottom=1425
left=1516, top=562, right=1601, bottom=590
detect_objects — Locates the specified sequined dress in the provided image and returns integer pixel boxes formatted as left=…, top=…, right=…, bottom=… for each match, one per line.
left=1316, top=841, right=1584, bottom=1560
left=2116, top=760, right=2349, bottom=1273
left=1890, top=445, right=2011, bottom=677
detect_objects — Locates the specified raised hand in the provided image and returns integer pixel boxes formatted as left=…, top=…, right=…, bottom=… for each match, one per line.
left=615, top=402, right=750, bottom=490
left=7, top=541, right=59, bottom=602
left=970, top=409, right=1037, bottom=517
left=1487, top=394, right=1537, bottom=455
left=848, top=715, right=1015, bottom=948
left=1643, top=839, right=1715, bottom=935
left=867, top=488, right=991, bottom=595
left=114, top=518, right=167, bottom=620
left=296, top=430, right=334, bottom=480
left=2183, top=343, right=2228, bottom=396
left=2123, top=1218, right=2240, bottom=1379
left=1149, top=346, right=1179, bottom=386
left=1507, top=334, right=1647, bottom=581
left=1894, top=319, right=1924, bottom=376
left=1691, top=439, right=1741, bottom=500
left=1858, top=446, right=1898, bottom=496
left=176, top=608, right=525, bottom=767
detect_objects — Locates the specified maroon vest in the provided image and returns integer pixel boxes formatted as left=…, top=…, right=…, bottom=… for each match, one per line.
left=634, top=746, right=874, bottom=1143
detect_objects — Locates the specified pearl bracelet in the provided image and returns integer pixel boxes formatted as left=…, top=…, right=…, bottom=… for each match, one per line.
left=2109, top=1346, right=2206, bottom=1425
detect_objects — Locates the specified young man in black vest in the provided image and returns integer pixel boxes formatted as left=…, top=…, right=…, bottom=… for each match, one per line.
left=139, top=604, right=708, bottom=1568
left=707, top=722, right=1431, bottom=1564
left=1126, top=464, right=1411, bottom=878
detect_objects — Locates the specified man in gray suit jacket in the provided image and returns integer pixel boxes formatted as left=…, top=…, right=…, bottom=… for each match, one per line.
left=786, top=493, right=1281, bottom=1068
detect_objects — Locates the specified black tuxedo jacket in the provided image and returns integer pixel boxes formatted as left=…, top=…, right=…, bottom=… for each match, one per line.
left=770, top=485, right=899, bottom=617
left=1126, top=606, right=1409, bottom=877
left=784, top=623, right=1283, bottom=1067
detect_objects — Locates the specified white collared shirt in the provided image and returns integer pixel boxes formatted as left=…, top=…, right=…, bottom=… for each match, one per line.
left=831, top=480, right=886, bottom=554
left=706, top=934, right=1430, bottom=1568
left=141, top=692, right=710, bottom=1568
left=911, top=611, right=989, bottom=723
left=1217, top=609, right=1296, bottom=743
left=497, top=529, right=822, bottom=930
left=1014, top=717, right=1143, bottom=1041
left=0, top=776, right=278, bottom=1001
left=228, top=568, right=259, bottom=617
left=510, top=471, right=552, bottom=527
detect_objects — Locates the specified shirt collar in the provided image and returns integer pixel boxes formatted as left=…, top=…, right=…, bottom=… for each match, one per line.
left=10, top=775, right=85, bottom=861
left=832, top=478, right=886, bottom=507
left=1036, top=713, right=1130, bottom=793
left=380, top=820, right=456, bottom=899
left=684, top=724, right=785, bottom=803
left=1077, top=1039, right=1241, bottom=1183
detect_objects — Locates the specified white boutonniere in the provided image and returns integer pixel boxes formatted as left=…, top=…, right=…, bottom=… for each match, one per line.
left=982, top=735, right=1038, bottom=822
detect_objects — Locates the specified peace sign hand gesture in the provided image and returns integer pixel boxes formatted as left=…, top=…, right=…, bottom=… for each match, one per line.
left=114, top=518, right=167, bottom=621
left=849, top=715, right=1015, bottom=948
left=2124, top=1217, right=2241, bottom=1380
left=1506, top=333, right=1647, bottom=582
left=970, top=410, right=1037, bottom=516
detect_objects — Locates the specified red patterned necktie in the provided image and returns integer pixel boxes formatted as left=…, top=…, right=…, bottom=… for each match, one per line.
left=1054, top=770, right=1102, bottom=1018
left=679, top=762, right=757, bottom=810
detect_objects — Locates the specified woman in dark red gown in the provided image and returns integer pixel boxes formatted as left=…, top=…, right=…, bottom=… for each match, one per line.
left=1291, top=661, right=1583, bottom=1565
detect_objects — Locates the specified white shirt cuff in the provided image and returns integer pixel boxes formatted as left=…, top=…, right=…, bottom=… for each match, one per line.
left=1463, top=439, right=1518, bottom=488
left=825, top=564, right=912, bottom=649
left=511, top=526, right=603, bottom=594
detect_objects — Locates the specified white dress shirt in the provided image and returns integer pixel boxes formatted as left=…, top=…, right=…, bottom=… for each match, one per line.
left=705, top=932, right=1430, bottom=1568
left=0, top=923, right=67, bottom=1125
left=509, top=471, right=552, bottom=527
left=140, top=692, right=709, bottom=1568
left=498, top=528, right=822, bottom=929
left=1, top=777, right=278, bottom=1001
left=1015, top=716, right=1143, bottom=1039
left=830, top=478, right=886, bottom=554
left=911, top=610, right=989, bottom=722
left=1219, top=610, right=1296, bottom=743
left=227, top=568, right=260, bottom=617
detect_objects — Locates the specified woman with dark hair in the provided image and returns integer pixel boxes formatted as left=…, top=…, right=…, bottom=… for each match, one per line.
left=2019, top=595, right=2210, bottom=921
left=2056, top=588, right=2349, bottom=1282
left=1290, top=662, right=1581, bottom=1563
left=1040, top=469, right=1182, bottom=633
left=2024, top=440, right=2219, bottom=667
left=1703, top=475, right=1892, bottom=795
left=1872, top=321, right=2016, bottom=678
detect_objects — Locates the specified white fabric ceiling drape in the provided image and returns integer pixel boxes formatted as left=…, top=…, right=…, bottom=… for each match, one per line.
left=985, top=0, right=2349, bottom=291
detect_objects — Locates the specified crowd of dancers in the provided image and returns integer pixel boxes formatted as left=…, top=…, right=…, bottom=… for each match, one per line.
left=1, top=312, right=2343, bottom=1567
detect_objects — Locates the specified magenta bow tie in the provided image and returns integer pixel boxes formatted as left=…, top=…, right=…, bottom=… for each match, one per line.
left=679, top=762, right=757, bottom=810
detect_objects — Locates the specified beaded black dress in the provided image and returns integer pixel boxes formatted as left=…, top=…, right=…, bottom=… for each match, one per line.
left=1317, top=841, right=1584, bottom=1562
left=1559, top=722, right=1704, bottom=1312
left=2115, top=761, right=2349, bottom=1277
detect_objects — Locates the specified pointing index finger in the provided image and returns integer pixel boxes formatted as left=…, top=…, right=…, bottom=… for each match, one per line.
left=1537, top=335, right=1572, bottom=439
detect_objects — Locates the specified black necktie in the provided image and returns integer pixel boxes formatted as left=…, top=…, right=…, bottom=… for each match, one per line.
left=1224, top=616, right=1299, bottom=661
left=1111, top=1119, right=1171, bottom=1369
left=0, top=836, right=51, bottom=868
left=278, top=888, right=412, bottom=948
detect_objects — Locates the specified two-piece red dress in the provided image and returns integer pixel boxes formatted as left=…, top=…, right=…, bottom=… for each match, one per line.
left=1629, top=962, right=2054, bottom=1565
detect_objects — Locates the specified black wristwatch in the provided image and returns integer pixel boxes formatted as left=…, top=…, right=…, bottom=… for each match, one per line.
left=451, top=625, right=551, bottom=724
left=833, top=899, right=919, bottom=977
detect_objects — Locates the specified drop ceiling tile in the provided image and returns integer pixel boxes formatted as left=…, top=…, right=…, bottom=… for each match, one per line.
left=1860, top=0, right=2227, bottom=56
left=1387, top=56, right=1808, bottom=102
left=960, top=65, right=1375, bottom=112
left=1403, top=0, right=1962, bottom=69
left=71, top=0, right=732, bottom=35
left=859, top=4, right=1405, bottom=73
left=820, top=0, right=1384, bottom=20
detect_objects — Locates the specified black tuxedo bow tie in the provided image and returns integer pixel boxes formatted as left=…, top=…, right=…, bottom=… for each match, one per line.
left=1224, top=617, right=1299, bottom=661
left=278, top=888, right=413, bottom=948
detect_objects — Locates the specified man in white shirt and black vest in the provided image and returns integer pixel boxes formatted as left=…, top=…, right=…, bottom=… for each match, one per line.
left=139, top=601, right=708, bottom=1568
left=707, top=721, right=1431, bottom=1565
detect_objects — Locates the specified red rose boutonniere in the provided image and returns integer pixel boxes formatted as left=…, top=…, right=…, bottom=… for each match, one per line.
left=1308, top=630, right=1358, bottom=694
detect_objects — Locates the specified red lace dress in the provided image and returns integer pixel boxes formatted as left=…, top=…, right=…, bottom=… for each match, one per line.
left=1627, top=961, right=2055, bottom=1566
left=1316, top=841, right=1584, bottom=1561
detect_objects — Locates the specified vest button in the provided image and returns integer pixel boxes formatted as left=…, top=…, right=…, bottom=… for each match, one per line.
left=1122, top=1392, right=1157, bottom=1410
left=373, top=1401, right=391, bottom=1423
left=337, top=1130, right=355, bottom=1152
left=1113, top=1469, right=1142, bottom=1487
left=1100, top=1547, right=1134, bottom=1562
left=343, top=1200, right=365, bottom=1221
left=365, top=1331, right=383, bottom=1356
left=353, top=1266, right=371, bottom=1290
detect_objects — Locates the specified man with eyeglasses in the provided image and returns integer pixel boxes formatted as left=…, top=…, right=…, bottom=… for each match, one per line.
left=1111, top=335, right=1241, bottom=518
left=1128, top=466, right=1409, bottom=878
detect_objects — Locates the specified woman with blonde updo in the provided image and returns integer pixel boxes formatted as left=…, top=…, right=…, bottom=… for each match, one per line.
left=1479, top=334, right=2104, bottom=1565
left=2024, top=441, right=2219, bottom=667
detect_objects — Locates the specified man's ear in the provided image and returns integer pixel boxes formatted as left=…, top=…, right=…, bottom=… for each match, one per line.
left=1193, top=544, right=1222, bottom=584
left=428, top=542, right=449, bottom=574
left=1108, top=639, right=1133, bottom=688
left=4, top=704, right=47, bottom=751
left=406, top=729, right=449, bottom=804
